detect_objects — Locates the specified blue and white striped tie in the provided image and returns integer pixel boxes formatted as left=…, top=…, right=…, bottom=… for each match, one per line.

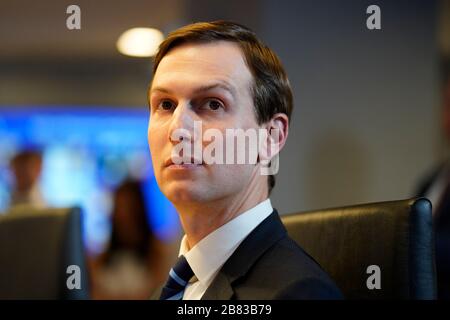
left=159, top=255, right=194, bottom=300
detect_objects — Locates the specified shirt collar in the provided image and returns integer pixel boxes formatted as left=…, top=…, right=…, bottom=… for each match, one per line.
left=178, top=198, right=273, bottom=287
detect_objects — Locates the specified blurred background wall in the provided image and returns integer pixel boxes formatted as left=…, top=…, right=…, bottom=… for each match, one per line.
left=0, top=0, right=448, bottom=227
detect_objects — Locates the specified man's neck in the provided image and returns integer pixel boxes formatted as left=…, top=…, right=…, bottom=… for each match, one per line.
left=175, top=184, right=269, bottom=249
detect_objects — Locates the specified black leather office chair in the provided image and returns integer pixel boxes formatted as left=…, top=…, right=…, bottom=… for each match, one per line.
left=0, top=206, right=90, bottom=299
left=281, top=198, right=436, bottom=299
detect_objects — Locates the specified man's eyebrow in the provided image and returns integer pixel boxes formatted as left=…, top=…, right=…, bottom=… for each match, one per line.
left=193, top=82, right=236, bottom=96
left=150, top=82, right=236, bottom=97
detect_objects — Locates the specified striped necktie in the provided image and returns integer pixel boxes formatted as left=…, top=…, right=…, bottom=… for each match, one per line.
left=159, top=255, right=194, bottom=300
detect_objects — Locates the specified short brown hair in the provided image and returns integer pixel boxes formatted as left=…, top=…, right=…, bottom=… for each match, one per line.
left=151, top=20, right=293, bottom=194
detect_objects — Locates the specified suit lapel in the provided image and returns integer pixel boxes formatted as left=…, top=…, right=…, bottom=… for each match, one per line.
left=201, top=210, right=286, bottom=300
left=200, top=272, right=234, bottom=300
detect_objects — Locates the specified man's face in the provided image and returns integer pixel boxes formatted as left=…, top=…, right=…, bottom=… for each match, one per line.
left=148, top=41, right=263, bottom=204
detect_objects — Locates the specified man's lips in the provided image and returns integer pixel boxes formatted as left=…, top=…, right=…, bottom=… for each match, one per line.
left=164, top=157, right=204, bottom=167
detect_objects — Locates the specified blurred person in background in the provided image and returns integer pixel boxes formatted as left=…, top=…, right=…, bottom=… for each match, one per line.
left=9, top=149, right=46, bottom=209
left=89, top=179, right=166, bottom=299
left=416, top=62, right=450, bottom=299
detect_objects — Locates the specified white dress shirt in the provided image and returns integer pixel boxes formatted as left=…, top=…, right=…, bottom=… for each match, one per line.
left=178, top=198, right=274, bottom=300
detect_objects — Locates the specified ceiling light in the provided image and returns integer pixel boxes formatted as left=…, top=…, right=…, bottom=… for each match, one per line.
left=116, top=27, right=164, bottom=57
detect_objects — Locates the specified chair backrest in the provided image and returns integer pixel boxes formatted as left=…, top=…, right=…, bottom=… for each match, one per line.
left=0, top=206, right=90, bottom=299
left=281, top=198, right=436, bottom=299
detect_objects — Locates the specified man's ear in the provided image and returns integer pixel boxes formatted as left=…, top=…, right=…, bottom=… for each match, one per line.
left=259, top=113, right=289, bottom=163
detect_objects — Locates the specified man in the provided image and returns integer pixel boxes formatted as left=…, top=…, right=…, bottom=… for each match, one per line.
left=416, top=65, right=450, bottom=299
left=147, top=21, right=342, bottom=300
left=9, top=149, right=46, bottom=209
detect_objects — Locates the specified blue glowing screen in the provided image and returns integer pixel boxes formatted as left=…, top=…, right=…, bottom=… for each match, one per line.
left=0, top=106, right=180, bottom=253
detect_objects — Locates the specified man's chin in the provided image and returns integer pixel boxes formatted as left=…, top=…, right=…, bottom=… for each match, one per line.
left=164, top=183, right=211, bottom=204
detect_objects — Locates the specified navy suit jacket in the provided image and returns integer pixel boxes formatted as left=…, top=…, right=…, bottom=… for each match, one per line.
left=200, top=210, right=343, bottom=300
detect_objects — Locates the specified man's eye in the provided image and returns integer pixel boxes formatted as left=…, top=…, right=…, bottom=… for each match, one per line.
left=159, top=100, right=175, bottom=111
left=203, top=99, right=223, bottom=111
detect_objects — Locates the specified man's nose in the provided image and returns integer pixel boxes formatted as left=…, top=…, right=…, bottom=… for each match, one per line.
left=168, top=102, right=198, bottom=144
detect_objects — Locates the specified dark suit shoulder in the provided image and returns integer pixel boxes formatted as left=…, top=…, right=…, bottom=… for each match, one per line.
left=233, top=235, right=343, bottom=300
left=202, top=210, right=343, bottom=300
